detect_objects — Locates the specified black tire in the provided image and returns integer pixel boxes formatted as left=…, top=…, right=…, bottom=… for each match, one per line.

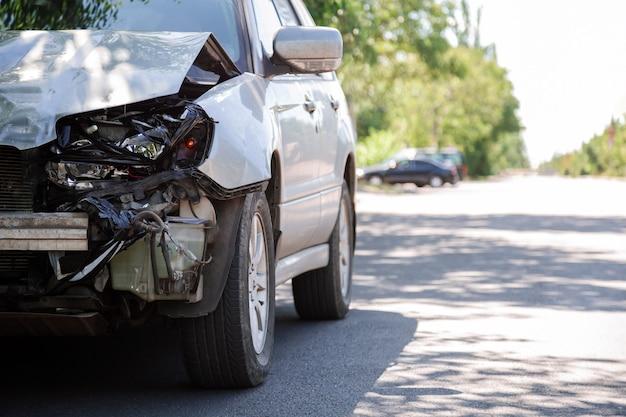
left=179, top=192, right=275, bottom=388
left=292, top=183, right=354, bottom=320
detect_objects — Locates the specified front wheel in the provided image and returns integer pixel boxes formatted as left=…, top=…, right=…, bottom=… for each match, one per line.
left=292, top=182, right=354, bottom=320
left=179, top=192, right=275, bottom=388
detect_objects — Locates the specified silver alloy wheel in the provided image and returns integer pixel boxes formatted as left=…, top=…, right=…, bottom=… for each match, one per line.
left=248, top=213, right=268, bottom=354
left=338, top=197, right=351, bottom=298
left=369, top=176, right=383, bottom=186
left=430, top=176, right=443, bottom=188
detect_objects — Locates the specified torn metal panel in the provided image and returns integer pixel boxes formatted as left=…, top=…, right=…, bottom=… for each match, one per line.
left=0, top=30, right=235, bottom=150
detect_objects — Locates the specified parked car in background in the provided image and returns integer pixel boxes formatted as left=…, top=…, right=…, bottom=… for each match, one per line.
left=429, top=148, right=468, bottom=180
left=365, top=147, right=468, bottom=181
left=0, top=0, right=356, bottom=389
left=359, top=158, right=458, bottom=187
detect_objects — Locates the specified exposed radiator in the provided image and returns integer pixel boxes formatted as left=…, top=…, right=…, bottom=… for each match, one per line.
left=0, top=252, right=36, bottom=272
left=0, top=251, right=37, bottom=284
left=0, top=146, right=33, bottom=212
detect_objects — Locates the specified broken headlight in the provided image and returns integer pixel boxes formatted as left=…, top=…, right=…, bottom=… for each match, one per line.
left=46, top=161, right=125, bottom=190
left=48, top=102, right=211, bottom=191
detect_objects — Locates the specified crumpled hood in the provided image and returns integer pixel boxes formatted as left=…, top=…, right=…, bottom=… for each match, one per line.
left=0, top=30, right=212, bottom=150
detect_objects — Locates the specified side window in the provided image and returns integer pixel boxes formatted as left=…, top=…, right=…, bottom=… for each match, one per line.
left=396, top=160, right=411, bottom=170
left=252, top=0, right=283, bottom=56
left=273, top=0, right=301, bottom=26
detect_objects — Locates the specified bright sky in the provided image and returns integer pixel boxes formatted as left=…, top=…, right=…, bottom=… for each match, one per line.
left=470, top=0, right=626, bottom=166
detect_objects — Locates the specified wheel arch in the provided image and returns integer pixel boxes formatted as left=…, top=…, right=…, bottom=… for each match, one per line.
left=343, top=152, right=356, bottom=205
left=342, top=153, right=357, bottom=250
left=265, top=150, right=282, bottom=249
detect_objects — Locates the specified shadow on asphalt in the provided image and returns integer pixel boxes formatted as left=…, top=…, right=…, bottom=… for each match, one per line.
left=355, top=213, right=626, bottom=312
left=382, top=213, right=626, bottom=234
left=0, top=305, right=416, bottom=417
left=348, top=211, right=626, bottom=416
left=354, top=348, right=626, bottom=417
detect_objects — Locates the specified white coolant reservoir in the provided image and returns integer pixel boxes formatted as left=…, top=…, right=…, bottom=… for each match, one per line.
left=110, top=198, right=217, bottom=302
left=180, top=197, right=216, bottom=223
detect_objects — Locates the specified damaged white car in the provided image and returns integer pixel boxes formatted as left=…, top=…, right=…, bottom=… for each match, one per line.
left=0, top=0, right=356, bottom=388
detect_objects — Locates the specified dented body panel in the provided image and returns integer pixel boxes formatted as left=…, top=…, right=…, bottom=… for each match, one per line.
left=0, top=30, right=214, bottom=150
left=195, top=73, right=273, bottom=189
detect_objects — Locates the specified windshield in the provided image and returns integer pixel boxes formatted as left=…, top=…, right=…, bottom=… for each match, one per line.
left=0, top=0, right=248, bottom=70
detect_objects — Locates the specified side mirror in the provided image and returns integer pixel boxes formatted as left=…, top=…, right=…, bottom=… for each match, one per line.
left=272, top=26, right=343, bottom=74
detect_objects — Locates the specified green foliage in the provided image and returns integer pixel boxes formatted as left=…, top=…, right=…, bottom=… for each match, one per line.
left=540, top=120, right=626, bottom=177
left=356, top=130, right=404, bottom=167
left=0, top=0, right=124, bottom=30
left=306, top=0, right=528, bottom=175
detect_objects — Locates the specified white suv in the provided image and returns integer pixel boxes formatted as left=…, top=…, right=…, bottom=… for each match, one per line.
left=0, top=0, right=356, bottom=388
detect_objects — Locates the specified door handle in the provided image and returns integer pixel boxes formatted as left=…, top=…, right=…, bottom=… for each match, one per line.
left=329, top=95, right=340, bottom=111
left=304, top=96, right=317, bottom=113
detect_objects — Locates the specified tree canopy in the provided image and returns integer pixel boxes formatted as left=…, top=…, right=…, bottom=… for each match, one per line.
left=306, top=0, right=528, bottom=175
left=540, top=118, right=626, bottom=177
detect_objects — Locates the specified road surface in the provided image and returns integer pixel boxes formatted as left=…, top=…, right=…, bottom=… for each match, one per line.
left=2, top=176, right=626, bottom=416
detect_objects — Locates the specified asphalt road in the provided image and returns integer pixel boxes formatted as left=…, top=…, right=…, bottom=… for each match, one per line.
left=2, top=175, right=626, bottom=417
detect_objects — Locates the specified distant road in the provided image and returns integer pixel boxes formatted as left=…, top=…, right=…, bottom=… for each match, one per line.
left=3, top=175, right=626, bottom=417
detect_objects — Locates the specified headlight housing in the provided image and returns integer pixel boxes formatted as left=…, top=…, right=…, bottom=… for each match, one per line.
left=46, top=161, right=124, bottom=190
left=48, top=102, right=212, bottom=190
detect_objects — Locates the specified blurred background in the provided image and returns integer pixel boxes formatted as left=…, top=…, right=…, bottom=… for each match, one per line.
left=307, top=0, right=528, bottom=177
left=306, top=0, right=626, bottom=180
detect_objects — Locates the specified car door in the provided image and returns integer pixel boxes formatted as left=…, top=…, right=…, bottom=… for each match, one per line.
left=413, top=161, right=433, bottom=184
left=251, top=0, right=321, bottom=258
left=275, top=0, right=343, bottom=245
left=385, top=160, right=412, bottom=183
left=272, top=0, right=327, bottom=197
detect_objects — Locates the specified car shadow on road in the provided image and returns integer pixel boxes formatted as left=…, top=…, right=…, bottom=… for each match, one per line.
left=0, top=304, right=416, bottom=417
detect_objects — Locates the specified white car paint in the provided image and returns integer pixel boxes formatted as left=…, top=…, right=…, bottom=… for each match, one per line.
left=0, top=30, right=211, bottom=149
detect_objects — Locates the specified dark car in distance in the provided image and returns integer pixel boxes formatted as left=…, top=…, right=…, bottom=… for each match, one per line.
left=360, top=159, right=458, bottom=188
left=430, top=149, right=467, bottom=180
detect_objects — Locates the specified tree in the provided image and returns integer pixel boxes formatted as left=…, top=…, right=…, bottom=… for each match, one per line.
left=0, top=0, right=125, bottom=30
left=307, top=0, right=528, bottom=174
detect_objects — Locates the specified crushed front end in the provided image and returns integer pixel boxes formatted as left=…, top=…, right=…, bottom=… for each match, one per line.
left=0, top=99, right=225, bottom=334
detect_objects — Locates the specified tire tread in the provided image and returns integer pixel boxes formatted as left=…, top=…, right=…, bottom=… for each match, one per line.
left=292, top=183, right=353, bottom=320
left=179, top=193, right=275, bottom=388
